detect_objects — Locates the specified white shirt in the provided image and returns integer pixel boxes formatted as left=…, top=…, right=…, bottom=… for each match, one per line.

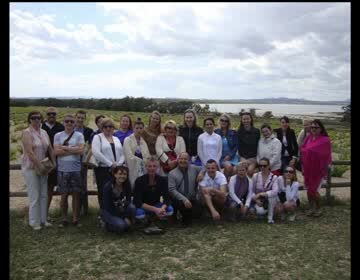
left=277, top=176, right=299, bottom=203
left=197, top=132, right=222, bottom=167
left=199, top=171, right=227, bottom=189
left=257, top=134, right=282, bottom=171
left=92, top=133, right=125, bottom=167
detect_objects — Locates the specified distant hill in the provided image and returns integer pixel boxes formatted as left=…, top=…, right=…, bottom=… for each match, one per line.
left=153, top=97, right=349, bottom=105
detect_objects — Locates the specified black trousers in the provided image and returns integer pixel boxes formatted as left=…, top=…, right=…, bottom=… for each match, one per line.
left=94, top=167, right=112, bottom=209
left=172, top=198, right=203, bottom=222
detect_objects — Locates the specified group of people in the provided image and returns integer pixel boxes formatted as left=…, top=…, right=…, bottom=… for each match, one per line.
left=20, top=107, right=332, bottom=232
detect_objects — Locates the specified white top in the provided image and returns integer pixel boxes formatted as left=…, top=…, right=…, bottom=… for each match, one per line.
left=257, top=134, right=282, bottom=171
left=282, top=135, right=289, bottom=156
left=197, top=132, right=222, bottom=167
left=249, top=172, right=279, bottom=203
left=92, top=133, right=125, bottom=167
left=199, top=171, right=227, bottom=189
left=277, top=176, right=299, bottom=203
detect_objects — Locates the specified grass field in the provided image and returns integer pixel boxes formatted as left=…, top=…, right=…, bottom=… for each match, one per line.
left=10, top=199, right=350, bottom=280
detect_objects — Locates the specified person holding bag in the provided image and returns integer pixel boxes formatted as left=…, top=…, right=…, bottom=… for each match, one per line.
left=21, top=111, right=56, bottom=230
left=156, top=120, right=186, bottom=176
left=54, top=114, right=85, bottom=227
left=92, top=118, right=125, bottom=210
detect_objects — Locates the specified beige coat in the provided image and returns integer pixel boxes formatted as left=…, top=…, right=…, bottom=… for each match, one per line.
left=123, top=134, right=150, bottom=189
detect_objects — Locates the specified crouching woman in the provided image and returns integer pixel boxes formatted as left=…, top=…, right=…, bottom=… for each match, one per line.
left=101, top=166, right=136, bottom=233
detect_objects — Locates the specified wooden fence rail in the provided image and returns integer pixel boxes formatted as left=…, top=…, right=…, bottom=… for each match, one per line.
left=10, top=161, right=351, bottom=204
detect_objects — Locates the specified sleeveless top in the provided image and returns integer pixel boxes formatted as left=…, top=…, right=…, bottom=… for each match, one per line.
left=21, top=126, right=50, bottom=169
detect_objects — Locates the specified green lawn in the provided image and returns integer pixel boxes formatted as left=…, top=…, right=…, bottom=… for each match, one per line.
left=10, top=200, right=350, bottom=280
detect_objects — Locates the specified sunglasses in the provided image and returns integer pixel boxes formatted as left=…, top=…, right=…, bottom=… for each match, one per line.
left=285, top=170, right=295, bottom=174
left=166, top=127, right=176, bottom=130
left=103, top=125, right=114, bottom=129
left=64, top=120, right=75, bottom=124
left=311, top=126, right=320, bottom=129
left=220, top=119, right=229, bottom=123
left=47, top=112, right=56, bottom=116
left=30, top=116, right=41, bottom=120
left=259, top=164, right=268, bottom=168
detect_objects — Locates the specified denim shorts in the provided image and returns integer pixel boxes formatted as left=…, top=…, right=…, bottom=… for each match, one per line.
left=57, top=171, right=82, bottom=193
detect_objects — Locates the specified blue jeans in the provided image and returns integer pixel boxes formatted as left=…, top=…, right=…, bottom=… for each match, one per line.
left=135, top=202, right=174, bottom=219
left=281, top=156, right=291, bottom=174
left=101, top=203, right=136, bottom=233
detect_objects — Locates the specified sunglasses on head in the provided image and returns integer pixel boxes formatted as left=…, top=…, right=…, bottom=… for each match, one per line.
left=285, top=169, right=294, bottom=174
left=220, top=119, right=229, bottom=123
left=103, top=125, right=114, bottom=129
left=47, top=112, right=56, bottom=116
left=30, top=116, right=41, bottom=120
left=259, top=164, right=268, bottom=168
left=64, top=119, right=74, bottom=124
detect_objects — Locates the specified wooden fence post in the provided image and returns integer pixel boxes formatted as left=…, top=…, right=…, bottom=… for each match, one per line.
left=326, top=165, right=332, bottom=204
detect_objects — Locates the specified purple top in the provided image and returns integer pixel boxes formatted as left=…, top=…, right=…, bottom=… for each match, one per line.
left=113, top=129, right=133, bottom=146
left=234, top=176, right=249, bottom=199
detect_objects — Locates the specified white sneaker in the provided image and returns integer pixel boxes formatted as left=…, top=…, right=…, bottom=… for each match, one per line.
left=267, top=219, right=274, bottom=224
left=31, top=225, right=42, bottom=230
left=287, top=214, right=296, bottom=222
left=44, top=221, right=52, bottom=227
left=255, top=204, right=267, bottom=215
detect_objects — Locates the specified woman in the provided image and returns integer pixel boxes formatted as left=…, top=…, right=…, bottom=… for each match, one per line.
left=215, top=113, right=239, bottom=177
left=274, top=116, right=299, bottom=173
left=101, top=166, right=136, bottom=233
left=156, top=120, right=186, bottom=176
left=142, top=111, right=162, bottom=156
left=237, top=111, right=260, bottom=177
left=248, top=157, right=279, bottom=224
left=113, top=114, right=133, bottom=146
left=226, top=162, right=252, bottom=221
left=178, top=109, right=203, bottom=166
left=274, top=166, right=300, bottom=222
left=92, top=118, right=125, bottom=210
left=301, top=119, right=331, bottom=217
left=21, top=111, right=56, bottom=230
left=197, top=117, right=222, bottom=168
left=123, top=118, right=150, bottom=189
left=257, top=124, right=282, bottom=176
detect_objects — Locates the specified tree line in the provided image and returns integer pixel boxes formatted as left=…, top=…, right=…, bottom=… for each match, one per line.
left=10, top=96, right=212, bottom=114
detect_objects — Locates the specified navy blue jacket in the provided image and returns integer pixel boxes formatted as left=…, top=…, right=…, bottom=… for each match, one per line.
left=214, top=128, right=238, bottom=160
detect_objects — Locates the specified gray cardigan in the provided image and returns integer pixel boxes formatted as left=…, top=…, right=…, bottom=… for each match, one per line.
left=168, top=165, right=202, bottom=202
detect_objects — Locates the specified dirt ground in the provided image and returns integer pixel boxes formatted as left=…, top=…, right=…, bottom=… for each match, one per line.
left=9, top=169, right=351, bottom=211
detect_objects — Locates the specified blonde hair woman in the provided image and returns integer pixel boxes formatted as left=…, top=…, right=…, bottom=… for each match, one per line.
left=156, top=120, right=186, bottom=175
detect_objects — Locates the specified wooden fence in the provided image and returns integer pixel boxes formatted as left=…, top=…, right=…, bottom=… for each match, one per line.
left=9, top=160, right=350, bottom=210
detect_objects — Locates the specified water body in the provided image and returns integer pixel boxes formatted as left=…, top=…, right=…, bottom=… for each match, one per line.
left=202, top=103, right=344, bottom=119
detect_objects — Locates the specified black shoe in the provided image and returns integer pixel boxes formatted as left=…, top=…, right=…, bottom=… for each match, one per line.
left=58, top=220, right=69, bottom=228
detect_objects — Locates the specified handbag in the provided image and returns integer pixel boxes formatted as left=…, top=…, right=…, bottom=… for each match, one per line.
left=160, top=150, right=177, bottom=173
left=35, top=157, right=55, bottom=176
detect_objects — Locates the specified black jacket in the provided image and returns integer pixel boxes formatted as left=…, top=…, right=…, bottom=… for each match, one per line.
left=237, top=126, right=260, bottom=159
left=41, top=121, right=65, bottom=146
left=273, top=128, right=299, bottom=159
left=178, top=125, right=203, bottom=157
left=133, top=174, right=170, bottom=208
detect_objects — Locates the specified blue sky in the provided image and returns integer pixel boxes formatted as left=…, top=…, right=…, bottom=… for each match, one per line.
left=10, top=2, right=350, bottom=101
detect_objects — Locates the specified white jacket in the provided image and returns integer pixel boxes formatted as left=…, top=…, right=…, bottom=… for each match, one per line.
left=257, top=134, right=282, bottom=171
left=228, top=175, right=253, bottom=207
left=92, top=133, right=125, bottom=167
left=197, top=132, right=222, bottom=167
left=123, top=134, right=150, bottom=188
left=156, top=135, right=186, bottom=163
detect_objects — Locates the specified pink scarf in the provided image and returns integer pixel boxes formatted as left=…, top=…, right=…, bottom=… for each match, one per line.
left=301, top=134, right=332, bottom=199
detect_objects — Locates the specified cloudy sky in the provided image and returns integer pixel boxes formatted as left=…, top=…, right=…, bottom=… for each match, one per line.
left=10, top=2, right=350, bottom=101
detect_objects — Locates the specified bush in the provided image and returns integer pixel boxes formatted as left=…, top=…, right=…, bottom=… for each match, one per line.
left=331, top=165, right=349, bottom=177
left=262, top=111, right=273, bottom=118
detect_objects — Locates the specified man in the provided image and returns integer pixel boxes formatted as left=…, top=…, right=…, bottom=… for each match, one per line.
left=54, top=114, right=84, bottom=227
left=168, top=152, right=203, bottom=226
left=133, top=156, right=173, bottom=223
left=74, top=110, right=93, bottom=215
left=198, top=159, right=228, bottom=221
left=41, top=107, right=64, bottom=219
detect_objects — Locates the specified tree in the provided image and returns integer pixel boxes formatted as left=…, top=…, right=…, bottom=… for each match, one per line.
left=342, top=104, right=351, bottom=122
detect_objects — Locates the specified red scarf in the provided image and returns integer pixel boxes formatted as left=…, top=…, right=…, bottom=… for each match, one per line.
left=301, top=134, right=331, bottom=199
